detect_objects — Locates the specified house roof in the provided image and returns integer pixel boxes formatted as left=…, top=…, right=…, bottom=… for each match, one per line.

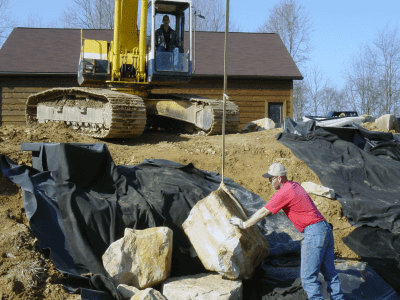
left=0, top=27, right=302, bottom=79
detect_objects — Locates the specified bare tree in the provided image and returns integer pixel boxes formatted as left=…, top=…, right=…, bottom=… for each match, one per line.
left=63, top=0, right=115, bottom=29
left=191, top=0, right=241, bottom=32
left=344, top=25, right=400, bottom=117
left=25, top=14, right=44, bottom=28
left=344, top=46, right=380, bottom=116
left=257, top=0, right=312, bottom=68
left=373, top=24, right=400, bottom=116
left=304, top=64, right=327, bottom=116
left=342, top=82, right=360, bottom=113
left=18, top=13, right=64, bottom=30
left=62, top=0, right=241, bottom=32
left=292, top=80, right=308, bottom=120
left=0, top=0, right=16, bottom=46
left=24, top=14, right=63, bottom=28
left=257, top=0, right=313, bottom=119
left=333, top=87, right=350, bottom=112
left=320, top=84, right=348, bottom=116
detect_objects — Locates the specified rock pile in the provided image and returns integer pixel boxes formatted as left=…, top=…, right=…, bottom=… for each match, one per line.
left=103, top=188, right=268, bottom=300
left=361, top=114, right=400, bottom=133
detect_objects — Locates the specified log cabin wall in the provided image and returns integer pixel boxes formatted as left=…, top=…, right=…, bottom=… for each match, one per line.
left=0, top=75, right=79, bottom=126
left=1, top=75, right=293, bottom=130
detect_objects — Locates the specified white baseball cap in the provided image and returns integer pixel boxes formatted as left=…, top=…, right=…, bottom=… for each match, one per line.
left=262, top=163, right=287, bottom=178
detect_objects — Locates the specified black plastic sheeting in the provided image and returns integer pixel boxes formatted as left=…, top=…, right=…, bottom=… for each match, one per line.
left=1, top=143, right=269, bottom=299
left=1, top=142, right=399, bottom=299
left=284, top=117, right=400, bottom=161
left=279, top=117, right=400, bottom=296
left=258, top=257, right=398, bottom=300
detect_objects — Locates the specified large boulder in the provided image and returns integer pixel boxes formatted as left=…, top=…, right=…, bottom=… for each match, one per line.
left=182, top=188, right=269, bottom=280
left=241, top=118, right=276, bottom=133
left=103, top=227, right=173, bottom=289
left=117, top=284, right=167, bottom=300
left=375, top=114, right=400, bottom=132
left=162, top=273, right=242, bottom=300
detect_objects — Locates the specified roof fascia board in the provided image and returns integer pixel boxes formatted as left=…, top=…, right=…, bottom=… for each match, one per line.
left=191, top=74, right=304, bottom=80
left=0, top=72, right=76, bottom=76
left=0, top=73, right=303, bottom=80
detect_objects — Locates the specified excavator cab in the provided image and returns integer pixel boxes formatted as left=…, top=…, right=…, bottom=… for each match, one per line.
left=147, top=0, right=193, bottom=84
left=78, top=0, right=193, bottom=87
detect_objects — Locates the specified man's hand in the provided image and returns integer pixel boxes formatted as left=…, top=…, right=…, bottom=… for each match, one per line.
left=229, top=216, right=246, bottom=229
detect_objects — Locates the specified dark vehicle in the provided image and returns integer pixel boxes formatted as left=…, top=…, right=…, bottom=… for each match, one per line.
left=304, top=111, right=359, bottom=121
left=326, top=111, right=359, bottom=118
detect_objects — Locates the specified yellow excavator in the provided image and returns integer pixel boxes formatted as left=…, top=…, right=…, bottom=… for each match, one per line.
left=25, top=0, right=240, bottom=138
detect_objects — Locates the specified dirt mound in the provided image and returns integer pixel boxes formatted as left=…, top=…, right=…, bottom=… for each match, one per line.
left=0, top=123, right=360, bottom=299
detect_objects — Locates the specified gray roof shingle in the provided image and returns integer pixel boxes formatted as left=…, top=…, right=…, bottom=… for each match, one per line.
left=0, top=27, right=302, bottom=79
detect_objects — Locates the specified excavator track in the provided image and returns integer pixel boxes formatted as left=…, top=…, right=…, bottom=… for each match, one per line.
left=26, top=87, right=147, bottom=139
left=26, top=88, right=240, bottom=139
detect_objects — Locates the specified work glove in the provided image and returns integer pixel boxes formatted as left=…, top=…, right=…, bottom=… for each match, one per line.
left=229, top=216, right=246, bottom=229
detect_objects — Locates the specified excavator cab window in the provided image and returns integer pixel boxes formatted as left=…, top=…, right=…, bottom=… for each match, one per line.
left=147, top=0, right=193, bottom=83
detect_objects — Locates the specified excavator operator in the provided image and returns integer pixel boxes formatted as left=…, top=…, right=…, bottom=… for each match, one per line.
left=155, top=15, right=180, bottom=69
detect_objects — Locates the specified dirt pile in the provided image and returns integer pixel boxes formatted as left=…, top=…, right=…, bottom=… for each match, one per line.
left=0, top=123, right=360, bottom=299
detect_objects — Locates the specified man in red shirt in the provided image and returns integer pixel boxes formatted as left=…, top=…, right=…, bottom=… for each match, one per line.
left=230, top=163, right=345, bottom=300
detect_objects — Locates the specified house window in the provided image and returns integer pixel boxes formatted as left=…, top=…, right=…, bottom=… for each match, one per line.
left=267, top=102, right=283, bottom=124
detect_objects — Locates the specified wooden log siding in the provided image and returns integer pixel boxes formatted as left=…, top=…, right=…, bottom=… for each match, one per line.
left=0, top=75, right=80, bottom=126
left=1, top=88, right=45, bottom=125
left=1, top=87, right=63, bottom=125
left=1, top=76, right=294, bottom=129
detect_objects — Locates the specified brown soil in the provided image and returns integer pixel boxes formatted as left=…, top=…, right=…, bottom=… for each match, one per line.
left=0, top=123, right=361, bottom=299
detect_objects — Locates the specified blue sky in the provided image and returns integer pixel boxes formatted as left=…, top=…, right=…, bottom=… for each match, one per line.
left=6, top=0, right=400, bottom=90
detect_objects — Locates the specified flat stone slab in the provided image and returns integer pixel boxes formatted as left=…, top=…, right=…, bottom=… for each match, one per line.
left=183, top=188, right=269, bottom=280
left=117, top=284, right=166, bottom=300
left=162, top=273, right=242, bottom=300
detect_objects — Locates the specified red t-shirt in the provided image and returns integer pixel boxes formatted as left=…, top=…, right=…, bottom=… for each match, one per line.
left=264, top=181, right=325, bottom=232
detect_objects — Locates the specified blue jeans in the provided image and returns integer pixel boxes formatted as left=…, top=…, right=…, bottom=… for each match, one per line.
left=301, top=220, right=345, bottom=300
left=156, top=46, right=180, bottom=69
